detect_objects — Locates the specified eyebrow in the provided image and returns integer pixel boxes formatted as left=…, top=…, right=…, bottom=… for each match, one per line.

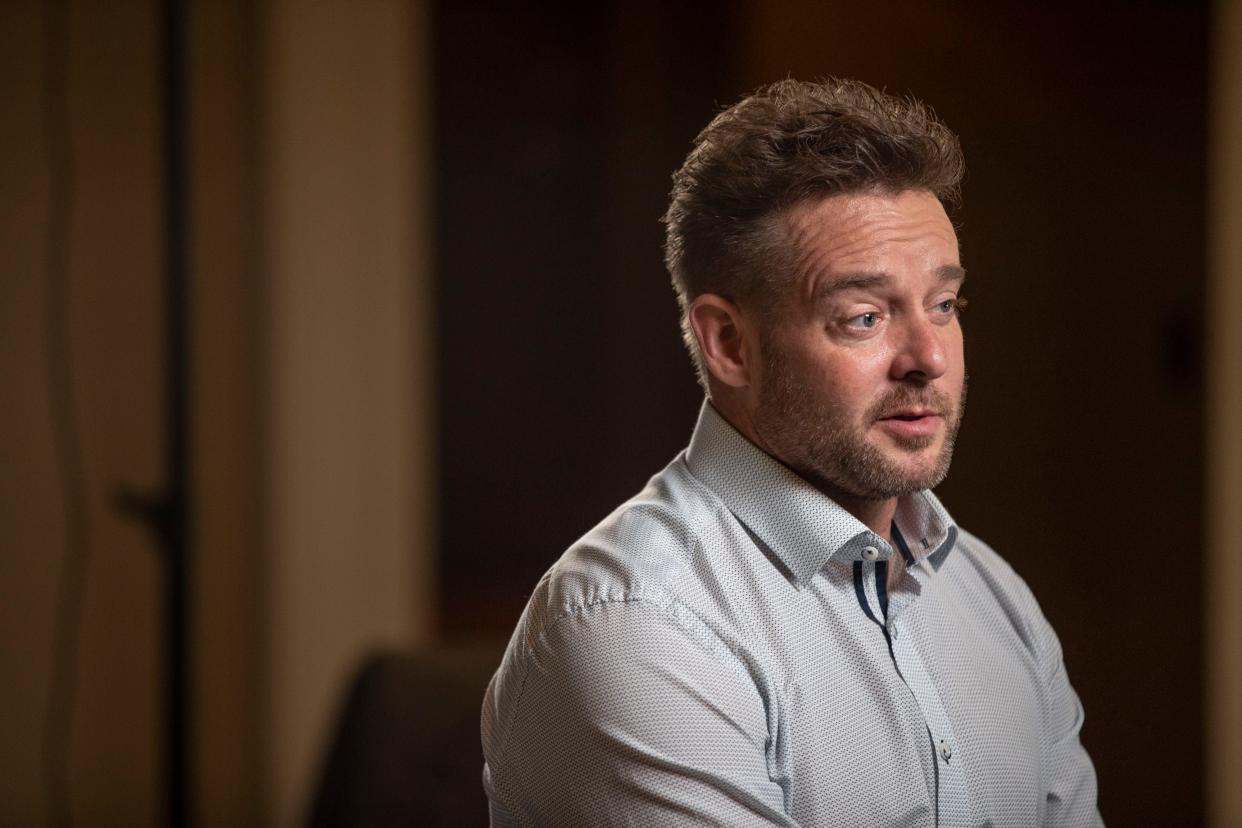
left=939, top=264, right=968, bottom=285
left=812, top=265, right=967, bottom=301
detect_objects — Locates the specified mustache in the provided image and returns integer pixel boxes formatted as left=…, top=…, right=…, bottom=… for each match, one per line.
left=867, top=386, right=957, bottom=421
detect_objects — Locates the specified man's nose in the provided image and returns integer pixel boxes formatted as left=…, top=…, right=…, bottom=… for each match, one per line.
left=889, top=315, right=947, bottom=381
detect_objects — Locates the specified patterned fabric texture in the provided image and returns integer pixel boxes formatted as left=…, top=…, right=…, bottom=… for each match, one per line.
left=481, top=402, right=1102, bottom=827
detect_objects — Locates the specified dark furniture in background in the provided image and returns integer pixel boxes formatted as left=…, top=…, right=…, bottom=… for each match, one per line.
left=308, top=644, right=504, bottom=828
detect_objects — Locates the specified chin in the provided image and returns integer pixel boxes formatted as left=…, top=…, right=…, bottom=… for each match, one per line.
left=884, top=456, right=953, bottom=492
left=877, top=438, right=941, bottom=464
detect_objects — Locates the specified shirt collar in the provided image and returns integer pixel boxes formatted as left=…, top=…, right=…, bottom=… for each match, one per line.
left=684, top=401, right=958, bottom=585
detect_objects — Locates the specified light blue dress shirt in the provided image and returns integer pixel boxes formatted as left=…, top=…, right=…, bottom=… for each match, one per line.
left=481, top=402, right=1101, bottom=826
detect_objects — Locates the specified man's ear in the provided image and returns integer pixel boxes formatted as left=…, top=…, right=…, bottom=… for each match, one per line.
left=688, top=294, right=757, bottom=389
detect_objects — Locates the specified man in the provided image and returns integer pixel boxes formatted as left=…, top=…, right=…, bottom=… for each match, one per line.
left=481, top=78, right=1101, bottom=826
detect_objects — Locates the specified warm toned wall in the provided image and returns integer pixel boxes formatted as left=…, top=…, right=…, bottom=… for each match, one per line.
left=261, top=0, right=435, bottom=824
left=1207, top=1, right=1242, bottom=823
left=1, top=1, right=435, bottom=825
left=1, top=1, right=163, bottom=824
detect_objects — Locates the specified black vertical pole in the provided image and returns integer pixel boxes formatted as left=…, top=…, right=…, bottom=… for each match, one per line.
left=108, top=0, right=192, bottom=824
left=160, top=0, right=192, bottom=824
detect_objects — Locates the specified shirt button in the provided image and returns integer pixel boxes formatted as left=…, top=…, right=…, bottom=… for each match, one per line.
left=938, top=738, right=953, bottom=762
left=862, top=546, right=880, bottom=561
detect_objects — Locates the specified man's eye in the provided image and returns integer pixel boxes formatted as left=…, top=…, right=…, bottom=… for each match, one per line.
left=847, top=312, right=880, bottom=329
left=936, top=296, right=968, bottom=316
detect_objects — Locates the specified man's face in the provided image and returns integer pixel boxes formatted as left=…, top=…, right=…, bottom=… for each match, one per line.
left=749, top=189, right=967, bottom=502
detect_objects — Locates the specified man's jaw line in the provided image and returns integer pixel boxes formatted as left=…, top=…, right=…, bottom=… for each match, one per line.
left=750, top=416, right=952, bottom=540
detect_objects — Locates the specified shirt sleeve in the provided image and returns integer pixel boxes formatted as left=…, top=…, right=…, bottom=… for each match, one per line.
left=483, top=598, right=798, bottom=827
left=1031, top=594, right=1104, bottom=827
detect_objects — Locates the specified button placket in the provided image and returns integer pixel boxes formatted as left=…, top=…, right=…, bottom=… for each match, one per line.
left=887, top=608, right=971, bottom=823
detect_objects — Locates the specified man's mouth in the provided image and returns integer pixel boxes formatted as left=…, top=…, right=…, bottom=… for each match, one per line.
left=879, top=409, right=940, bottom=422
left=875, top=409, right=944, bottom=439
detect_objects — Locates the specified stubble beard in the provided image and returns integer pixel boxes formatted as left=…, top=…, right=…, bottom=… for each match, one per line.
left=754, top=345, right=968, bottom=503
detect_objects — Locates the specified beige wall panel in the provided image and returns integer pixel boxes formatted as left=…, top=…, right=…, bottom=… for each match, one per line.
left=263, top=0, right=434, bottom=824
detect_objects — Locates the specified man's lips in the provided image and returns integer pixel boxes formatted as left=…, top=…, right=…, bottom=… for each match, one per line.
left=877, top=409, right=942, bottom=421
left=875, top=410, right=944, bottom=437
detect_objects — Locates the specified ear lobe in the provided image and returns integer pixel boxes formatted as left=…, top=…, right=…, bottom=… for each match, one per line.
left=688, top=294, right=754, bottom=388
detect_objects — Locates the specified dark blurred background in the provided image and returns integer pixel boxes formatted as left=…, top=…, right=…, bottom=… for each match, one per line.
left=2, top=0, right=1239, bottom=826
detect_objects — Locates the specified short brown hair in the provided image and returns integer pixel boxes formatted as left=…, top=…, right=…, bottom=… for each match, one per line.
left=662, top=77, right=965, bottom=390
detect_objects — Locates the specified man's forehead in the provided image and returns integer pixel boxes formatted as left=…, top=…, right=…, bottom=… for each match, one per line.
left=783, top=190, right=960, bottom=290
left=785, top=190, right=958, bottom=253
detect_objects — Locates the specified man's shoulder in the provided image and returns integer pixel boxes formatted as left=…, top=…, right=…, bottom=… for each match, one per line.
left=534, top=451, right=725, bottom=624
left=482, top=453, right=748, bottom=777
